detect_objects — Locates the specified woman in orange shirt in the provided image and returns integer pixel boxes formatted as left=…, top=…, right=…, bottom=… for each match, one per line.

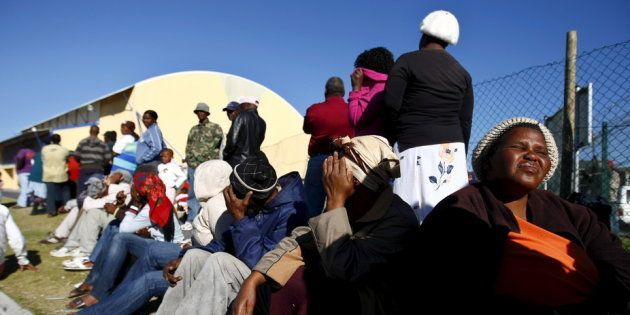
left=418, top=117, right=630, bottom=314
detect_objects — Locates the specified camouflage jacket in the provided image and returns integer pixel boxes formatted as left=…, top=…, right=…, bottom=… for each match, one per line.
left=185, top=119, right=223, bottom=169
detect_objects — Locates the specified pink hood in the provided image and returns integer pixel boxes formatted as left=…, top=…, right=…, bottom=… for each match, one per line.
left=354, top=67, right=388, bottom=83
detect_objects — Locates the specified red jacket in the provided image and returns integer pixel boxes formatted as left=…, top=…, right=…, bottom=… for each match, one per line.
left=67, top=156, right=80, bottom=182
left=303, top=96, right=354, bottom=156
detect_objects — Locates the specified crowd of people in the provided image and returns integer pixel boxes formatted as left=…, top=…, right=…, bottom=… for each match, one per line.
left=1, top=9, right=628, bottom=315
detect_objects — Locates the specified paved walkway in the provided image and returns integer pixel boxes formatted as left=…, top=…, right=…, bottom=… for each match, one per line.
left=0, top=291, right=31, bottom=315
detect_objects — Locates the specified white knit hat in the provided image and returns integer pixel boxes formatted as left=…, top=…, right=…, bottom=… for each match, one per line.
left=419, top=10, right=460, bottom=45
left=472, top=117, right=559, bottom=183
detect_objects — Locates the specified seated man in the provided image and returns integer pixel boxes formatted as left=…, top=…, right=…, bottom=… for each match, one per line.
left=233, top=136, right=420, bottom=315
left=50, top=170, right=132, bottom=260
left=78, top=157, right=307, bottom=315
left=0, top=204, right=37, bottom=275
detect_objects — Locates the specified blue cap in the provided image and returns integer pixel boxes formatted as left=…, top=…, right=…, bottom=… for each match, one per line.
left=223, top=101, right=240, bottom=112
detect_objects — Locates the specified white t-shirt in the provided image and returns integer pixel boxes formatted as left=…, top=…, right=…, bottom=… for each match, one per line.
left=112, top=134, right=136, bottom=154
left=158, top=161, right=186, bottom=189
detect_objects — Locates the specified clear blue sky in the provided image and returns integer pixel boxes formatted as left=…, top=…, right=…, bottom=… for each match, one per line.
left=1, top=0, right=629, bottom=141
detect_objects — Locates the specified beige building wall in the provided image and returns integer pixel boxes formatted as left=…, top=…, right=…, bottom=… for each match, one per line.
left=1, top=71, right=309, bottom=191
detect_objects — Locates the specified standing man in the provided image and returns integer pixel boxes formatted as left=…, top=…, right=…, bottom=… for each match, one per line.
left=184, top=103, right=223, bottom=229
left=223, top=97, right=267, bottom=167
left=222, top=101, right=240, bottom=122
left=41, top=134, right=70, bottom=217
left=75, top=125, right=112, bottom=195
left=302, top=77, right=354, bottom=217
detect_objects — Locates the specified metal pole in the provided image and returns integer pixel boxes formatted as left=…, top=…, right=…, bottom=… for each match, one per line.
left=601, top=122, right=609, bottom=199
left=560, top=30, right=577, bottom=198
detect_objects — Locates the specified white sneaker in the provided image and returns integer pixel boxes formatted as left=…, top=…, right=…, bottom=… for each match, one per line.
left=180, top=222, right=193, bottom=231
left=50, top=247, right=81, bottom=258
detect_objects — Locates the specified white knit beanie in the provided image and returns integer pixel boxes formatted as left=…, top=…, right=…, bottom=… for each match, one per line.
left=420, top=10, right=460, bottom=45
left=472, top=117, right=559, bottom=183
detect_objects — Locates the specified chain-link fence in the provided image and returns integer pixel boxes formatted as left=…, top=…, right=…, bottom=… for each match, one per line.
left=471, top=39, right=630, bottom=233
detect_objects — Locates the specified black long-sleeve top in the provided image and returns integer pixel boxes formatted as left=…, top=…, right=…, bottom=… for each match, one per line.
left=384, top=49, right=474, bottom=153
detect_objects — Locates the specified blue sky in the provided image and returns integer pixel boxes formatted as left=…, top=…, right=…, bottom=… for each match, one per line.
left=1, top=0, right=629, bottom=141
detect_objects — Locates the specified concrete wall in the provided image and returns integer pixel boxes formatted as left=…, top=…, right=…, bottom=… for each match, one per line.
left=1, top=71, right=309, bottom=191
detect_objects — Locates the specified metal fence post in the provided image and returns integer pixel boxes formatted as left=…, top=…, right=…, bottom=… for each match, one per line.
left=601, top=122, right=609, bottom=199
left=560, top=30, right=578, bottom=198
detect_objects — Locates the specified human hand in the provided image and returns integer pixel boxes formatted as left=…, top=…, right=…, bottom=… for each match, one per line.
left=115, top=191, right=126, bottom=205
left=223, top=186, right=251, bottom=221
left=135, top=227, right=151, bottom=238
left=104, top=203, right=117, bottom=215
left=19, top=263, right=38, bottom=272
left=163, top=258, right=182, bottom=286
left=351, top=68, right=364, bottom=91
left=232, top=271, right=267, bottom=315
left=323, top=152, right=355, bottom=210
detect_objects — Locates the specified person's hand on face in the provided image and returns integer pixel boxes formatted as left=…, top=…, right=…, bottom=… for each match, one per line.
left=223, top=186, right=251, bottom=221
left=323, top=152, right=356, bottom=210
left=351, top=68, right=364, bottom=91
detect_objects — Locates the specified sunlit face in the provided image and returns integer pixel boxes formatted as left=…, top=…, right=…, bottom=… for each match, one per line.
left=485, top=127, right=551, bottom=191
left=160, top=151, right=173, bottom=164
left=142, top=113, right=155, bottom=128
left=195, top=111, right=209, bottom=122
left=120, top=124, right=130, bottom=135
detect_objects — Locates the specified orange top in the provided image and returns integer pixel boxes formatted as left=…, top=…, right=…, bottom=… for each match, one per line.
left=495, top=216, right=599, bottom=307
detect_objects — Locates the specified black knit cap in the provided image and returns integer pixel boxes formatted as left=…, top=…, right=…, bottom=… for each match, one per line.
left=230, top=156, right=278, bottom=200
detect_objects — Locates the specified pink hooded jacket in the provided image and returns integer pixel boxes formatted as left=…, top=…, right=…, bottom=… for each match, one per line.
left=348, top=67, right=388, bottom=137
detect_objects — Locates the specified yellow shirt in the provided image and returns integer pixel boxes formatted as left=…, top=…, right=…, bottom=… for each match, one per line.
left=41, top=144, right=69, bottom=183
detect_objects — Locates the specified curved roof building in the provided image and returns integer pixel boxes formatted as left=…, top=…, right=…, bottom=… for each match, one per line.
left=0, top=71, right=309, bottom=189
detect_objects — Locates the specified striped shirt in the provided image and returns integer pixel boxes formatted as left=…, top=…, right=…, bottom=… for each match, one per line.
left=75, top=136, right=111, bottom=171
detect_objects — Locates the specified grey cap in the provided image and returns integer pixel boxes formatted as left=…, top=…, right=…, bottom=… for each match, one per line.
left=193, top=102, right=210, bottom=114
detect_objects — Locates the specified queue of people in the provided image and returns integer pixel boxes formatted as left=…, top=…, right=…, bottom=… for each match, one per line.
left=1, top=9, right=628, bottom=315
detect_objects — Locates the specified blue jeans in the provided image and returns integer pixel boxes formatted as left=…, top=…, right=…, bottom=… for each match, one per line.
left=304, top=154, right=328, bottom=218
left=44, top=182, right=70, bottom=215
left=88, top=233, right=155, bottom=300
left=79, top=271, right=167, bottom=315
left=88, top=221, right=120, bottom=267
left=80, top=241, right=180, bottom=315
left=186, top=167, right=200, bottom=223
left=17, top=173, right=32, bottom=207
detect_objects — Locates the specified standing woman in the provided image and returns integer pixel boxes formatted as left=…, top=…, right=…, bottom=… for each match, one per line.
left=112, top=121, right=139, bottom=155
left=136, top=110, right=166, bottom=167
left=348, top=47, right=395, bottom=137
left=385, top=10, right=473, bottom=223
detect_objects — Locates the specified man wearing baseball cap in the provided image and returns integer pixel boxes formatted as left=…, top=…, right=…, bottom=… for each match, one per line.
left=183, top=102, right=223, bottom=229
left=222, top=101, right=240, bottom=121
left=223, top=96, right=268, bottom=167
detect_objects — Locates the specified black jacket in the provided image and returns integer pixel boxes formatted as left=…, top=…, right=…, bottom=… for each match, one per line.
left=223, top=108, right=267, bottom=167
left=417, top=184, right=630, bottom=314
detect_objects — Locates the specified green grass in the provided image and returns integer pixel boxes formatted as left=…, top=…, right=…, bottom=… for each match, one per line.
left=0, top=205, right=86, bottom=315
